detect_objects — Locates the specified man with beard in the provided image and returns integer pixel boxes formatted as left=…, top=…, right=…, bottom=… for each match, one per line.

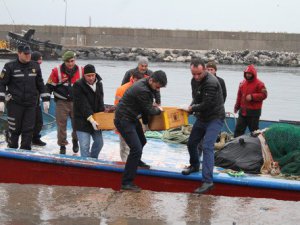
left=234, top=64, right=267, bottom=137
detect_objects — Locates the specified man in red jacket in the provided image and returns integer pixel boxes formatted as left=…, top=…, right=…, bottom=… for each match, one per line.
left=234, top=64, right=267, bottom=137
left=46, top=51, right=83, bottom=154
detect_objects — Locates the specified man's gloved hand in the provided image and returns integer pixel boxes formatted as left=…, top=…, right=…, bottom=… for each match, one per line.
left=87, top=115, right=99, bottom=130
left=43, top=101, right=50, bottom=113
left=143, top=124, right=150, bottom=133
left=0, top=102, right=4, bottom=116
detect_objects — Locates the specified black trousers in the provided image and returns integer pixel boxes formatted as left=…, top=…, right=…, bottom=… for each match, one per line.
left=6, top=101, right=36, bottom=150
left=114, top=118, right=146, bottom=185
left=234, top=115, right=260, bottom=138
left=32, top=103, right=43, bottom=140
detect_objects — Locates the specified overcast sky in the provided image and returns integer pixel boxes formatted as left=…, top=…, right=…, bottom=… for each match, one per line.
left=1, top=0, right=299, bottom=33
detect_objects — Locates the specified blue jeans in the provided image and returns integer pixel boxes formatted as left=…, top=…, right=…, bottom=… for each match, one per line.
left=114, top=118, right=146, bottom=185
left=76, top=130, right=103, bottom=158
left=187, top=118, right=224, bottom=183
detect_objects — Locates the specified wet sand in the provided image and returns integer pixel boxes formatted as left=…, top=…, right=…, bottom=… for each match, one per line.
left=0, top=184, right=299, bottom=225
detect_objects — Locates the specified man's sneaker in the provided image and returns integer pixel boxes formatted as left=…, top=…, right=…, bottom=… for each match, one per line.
left=181, top=165, right=199, bottom=175
left=60, top=146, right=66, bottom=154
left=121, top=183, right=141, bottom=192
left=32, top=139, right=47, bottom=146
left=138, top=160, right=151, bottom=169
left=72, top=140, right=79, bottom=153
left=194, top=182, right=214, bottom=194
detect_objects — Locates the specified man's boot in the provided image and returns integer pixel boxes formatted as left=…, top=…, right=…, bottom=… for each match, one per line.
left=32, top=138, right=47, bottom=146
left=72, top=140, right=79, bottom=153
left=60, top=146, right=66, bottom=154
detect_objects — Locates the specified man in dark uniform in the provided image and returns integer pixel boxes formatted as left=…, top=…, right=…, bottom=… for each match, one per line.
left=0, top=44, right=50, bottom=150
left=31, top=51, right=46, bottom=146
left=114, top=70, right=168, bottom=192
left=181, top=59, right=225, bottom=194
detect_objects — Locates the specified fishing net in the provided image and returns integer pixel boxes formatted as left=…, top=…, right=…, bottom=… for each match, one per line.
left=263, top=123, right=300, bottom=175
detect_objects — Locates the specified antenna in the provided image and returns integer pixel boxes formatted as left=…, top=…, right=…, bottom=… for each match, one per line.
left=2, top=0, right=15, bottom=25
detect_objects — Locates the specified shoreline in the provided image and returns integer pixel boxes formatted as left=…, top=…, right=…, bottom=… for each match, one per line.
left=67, top=46, right=300, bottom=67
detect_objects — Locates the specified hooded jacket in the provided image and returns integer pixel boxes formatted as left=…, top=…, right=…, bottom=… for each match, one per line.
left=73, top=74, right=105, bottom=133
left=234, top=65, right=267, bottom=117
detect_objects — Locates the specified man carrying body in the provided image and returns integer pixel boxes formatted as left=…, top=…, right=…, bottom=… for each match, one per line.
left=0, top=44, right=50, bottom=150
left=234, top=64, right=267, bottom=137
left=182, top=59, right=225, bottom=194
left=46, top=51, right=83, bottom=154
left=114, top=71, right=167, bottom=192
left=73, top=64, right=105, bottom=159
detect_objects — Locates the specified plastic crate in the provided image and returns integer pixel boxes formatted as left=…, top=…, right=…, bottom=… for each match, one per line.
left=148, top=107, right=189, bottom=131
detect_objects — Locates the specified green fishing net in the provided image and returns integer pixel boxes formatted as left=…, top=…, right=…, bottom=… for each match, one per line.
left=264, top=123, right=300, bottom=175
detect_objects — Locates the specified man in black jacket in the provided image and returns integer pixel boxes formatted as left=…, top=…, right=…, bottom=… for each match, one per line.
left=182, top=59, right=225, bottom=194
left=73, top=64, right=105, bottom=158
left=0, top=44, right=50, bottom=150
left=206, top=61, right=227, bottom=103
left=114, top=70, right=168, bottom=192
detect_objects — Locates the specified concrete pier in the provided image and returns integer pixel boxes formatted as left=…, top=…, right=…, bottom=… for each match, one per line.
left=1, top=24, right=300, bottom=52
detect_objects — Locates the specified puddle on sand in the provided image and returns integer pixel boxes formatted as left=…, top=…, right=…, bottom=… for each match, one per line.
left=0, top=184, right=299, bottom=225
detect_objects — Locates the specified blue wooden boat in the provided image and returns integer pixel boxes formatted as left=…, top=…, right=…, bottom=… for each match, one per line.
left=0, top=100, right=299, bottom=201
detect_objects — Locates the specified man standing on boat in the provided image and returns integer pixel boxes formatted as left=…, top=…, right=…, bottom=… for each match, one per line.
left=46, top=51, right=83, bottom=154
left=0, top=44, right=50, bottom=150
left=233, top=64, right=267, bottom=137
left=206, top=61, right=227, bottom=103
left=31, top=51, right=47, bottom=146
left=122, top=56, right=161, bottom=105
left=73, top=64, right=105, bottom=159
left=114, top=71, right=167, bottom=192
left=182, top=59, right=225, bottom=194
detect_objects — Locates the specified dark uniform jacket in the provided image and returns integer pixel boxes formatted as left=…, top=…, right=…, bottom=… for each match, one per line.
left=0, top=59, right=49, bottom=107
left=115, top=78, right=161, bottom=124
left=122, top=67, right=161, bottom=104
left=73, top=74, right=105, bottom=133
left=191, top=71, right=225, bottom=122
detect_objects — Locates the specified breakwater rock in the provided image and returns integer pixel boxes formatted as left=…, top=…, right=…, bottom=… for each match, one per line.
left=68, top=47, right=300, bottom=67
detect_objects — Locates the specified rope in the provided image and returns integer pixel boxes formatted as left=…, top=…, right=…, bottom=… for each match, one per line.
left=224, top=112, right=236, bottom=135
left=161, top=126, right=191, bottom=144
left=145, top=131, right=163, bottom=139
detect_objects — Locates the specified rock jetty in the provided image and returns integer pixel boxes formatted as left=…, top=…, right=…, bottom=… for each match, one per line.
left=68, top=47, right=300, bottom=67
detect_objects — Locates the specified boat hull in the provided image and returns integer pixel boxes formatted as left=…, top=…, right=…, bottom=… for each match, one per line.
left=0, top=150, right=299, bottom=201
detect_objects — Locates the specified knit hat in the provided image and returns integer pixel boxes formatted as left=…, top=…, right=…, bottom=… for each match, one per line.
left=17, top=44, right=31, bottom=54
left=62, top=51, right=76, bottom=61
left=206, top=61, right=217, bottom=71
left=138, top=56, right=149, bottom=65
left=84, top=64, right=96, bottom=75
left=31, top=51, right=42, bottom=61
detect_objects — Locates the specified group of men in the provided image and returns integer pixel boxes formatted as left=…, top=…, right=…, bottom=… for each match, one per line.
left=0, top=44, right=267, bottom=194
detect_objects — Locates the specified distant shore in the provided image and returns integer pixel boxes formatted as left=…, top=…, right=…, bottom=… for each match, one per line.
left=67, top=47, right=300, bottom=67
